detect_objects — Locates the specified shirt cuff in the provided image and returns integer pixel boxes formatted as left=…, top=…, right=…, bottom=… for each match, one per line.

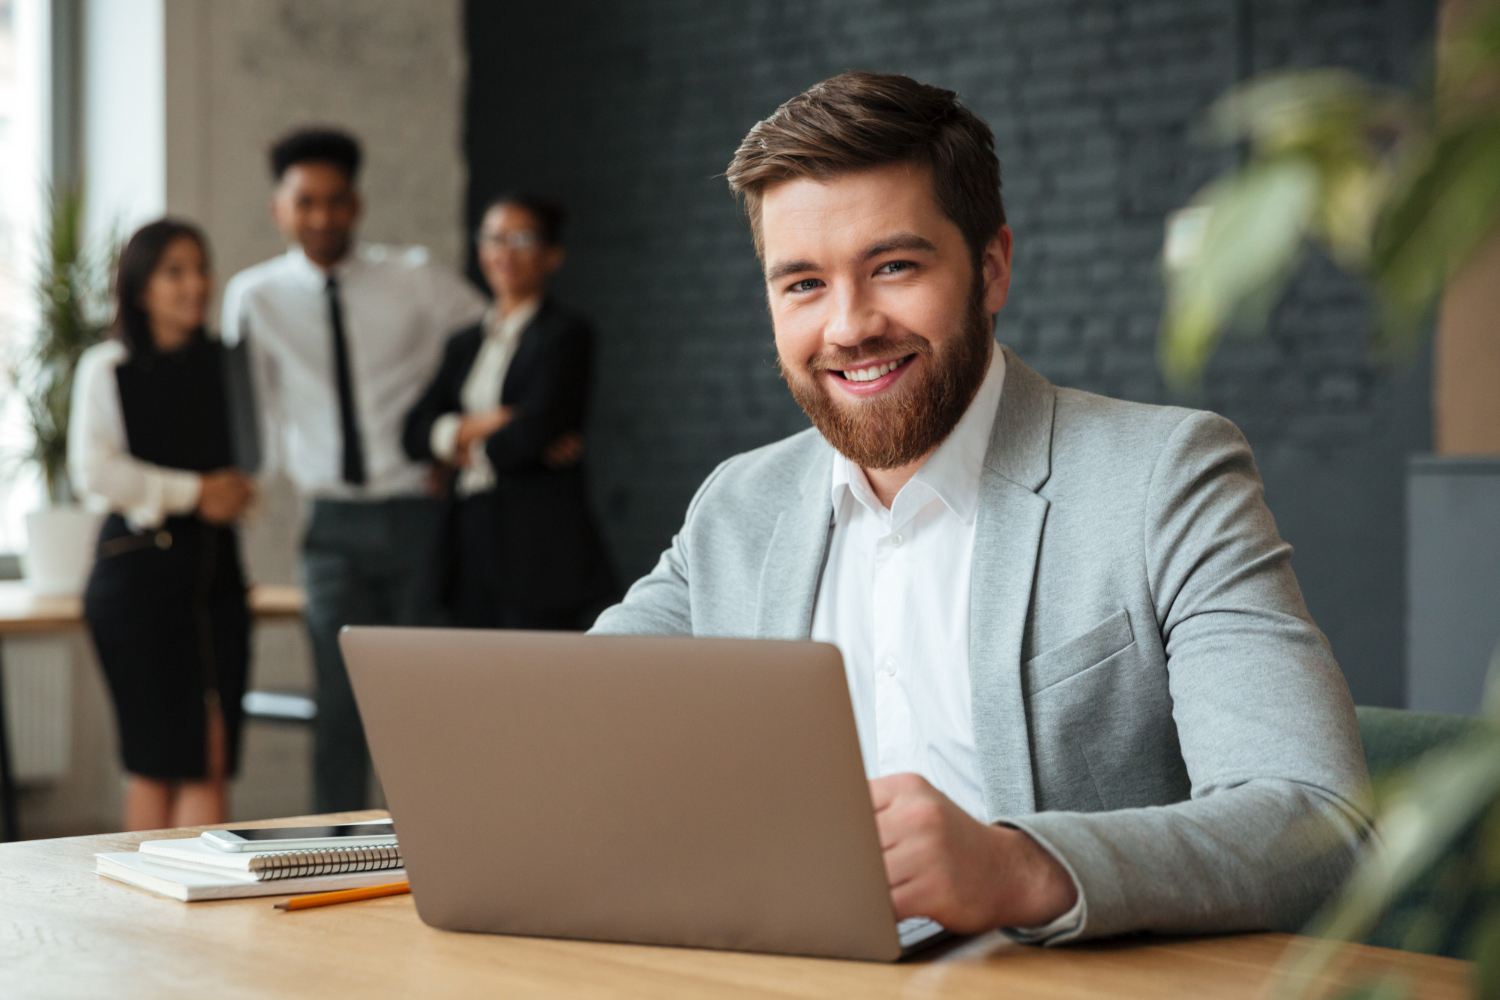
left=163, top=470, right=204, bottom=515
left=995, top=818, right=1089, bottom=945
left=430, top=413, right=462, bottom=462
left=123, top=469, right=202, bottom=531
left=1003, top=896, right=1085, bottom=944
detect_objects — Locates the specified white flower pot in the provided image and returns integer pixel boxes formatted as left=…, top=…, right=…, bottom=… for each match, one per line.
left=22, top=505, right=104, bottom=596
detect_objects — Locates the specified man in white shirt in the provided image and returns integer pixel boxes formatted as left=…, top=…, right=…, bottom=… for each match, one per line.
left=221, top=128, right=487, bottom=812
left=592, top=73, right=1370, bottom=942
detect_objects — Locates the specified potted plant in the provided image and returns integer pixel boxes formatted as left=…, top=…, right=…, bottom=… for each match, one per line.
left=11, top=181, right=111, bottom=595
left=1158, top=2, right=1500, bottom=994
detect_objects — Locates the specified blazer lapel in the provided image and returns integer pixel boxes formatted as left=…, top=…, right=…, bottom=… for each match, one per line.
left=453, top=328, right=485, bottom=386
left=498, top=301, right=552, bottom=404
left=753, top=442, right=835, bottom=639
left=970, top=347, right=1056, bottom=820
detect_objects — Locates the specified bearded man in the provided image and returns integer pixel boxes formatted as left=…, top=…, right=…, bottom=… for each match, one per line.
left=591, top=72, right=1372, bottom=943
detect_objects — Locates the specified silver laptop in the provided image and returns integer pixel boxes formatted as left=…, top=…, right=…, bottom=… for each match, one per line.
left=340, top=627, right=948, bottom=962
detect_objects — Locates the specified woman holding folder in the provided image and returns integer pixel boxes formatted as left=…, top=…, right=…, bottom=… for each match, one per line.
left=70, top=220, right=255, bottom=830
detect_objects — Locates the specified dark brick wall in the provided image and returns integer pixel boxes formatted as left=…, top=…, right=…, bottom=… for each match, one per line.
left=464, top=0, right=1435, bottom=706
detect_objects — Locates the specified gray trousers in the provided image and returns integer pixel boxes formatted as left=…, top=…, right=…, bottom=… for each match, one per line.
left=302, top=497, right=442, bottom=813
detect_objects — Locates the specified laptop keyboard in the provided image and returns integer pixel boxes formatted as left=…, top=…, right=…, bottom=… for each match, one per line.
left=898, top=917, right=946, bottom=950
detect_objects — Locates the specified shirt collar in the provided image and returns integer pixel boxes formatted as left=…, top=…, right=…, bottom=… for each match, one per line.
left=287, top=243, right=366, bottom=286
left=829, top=342, right=1005, bottom=528
left=483, top=298, right=542, bottom=342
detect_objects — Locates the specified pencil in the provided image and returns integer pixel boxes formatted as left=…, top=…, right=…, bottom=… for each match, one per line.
left=273, top=881, right=411, bottom=911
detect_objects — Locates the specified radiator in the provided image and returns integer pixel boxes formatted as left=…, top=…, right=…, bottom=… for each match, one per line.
left=2, top=635, right=73, bottom=781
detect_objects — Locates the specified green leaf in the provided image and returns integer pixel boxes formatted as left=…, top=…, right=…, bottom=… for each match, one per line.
left=1475, top=910, right=1500, bottom=1000
left=1336, top=977, right=1412, bottom=1000
left=1359, top=736, right=1500, bottom=917
left=9, top=179, right=113, bottom=502
left=1207, top=68, right=1375, bottom=154
left=1160, top=157, right=1319, bottom=385
left=1275, top=731, right=1500, bottom=999
left=1373, top=113, right=1500, bottom=341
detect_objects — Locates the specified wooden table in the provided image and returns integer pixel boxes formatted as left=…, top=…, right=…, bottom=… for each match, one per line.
left=0, top=580, right=305, bottom=636
left=0, top=812, right=1472, bottom=999
left=0, top=581, right=306, bottom=841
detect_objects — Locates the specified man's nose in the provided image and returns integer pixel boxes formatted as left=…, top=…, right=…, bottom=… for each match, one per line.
left=823, top=281, right=884, bottom=350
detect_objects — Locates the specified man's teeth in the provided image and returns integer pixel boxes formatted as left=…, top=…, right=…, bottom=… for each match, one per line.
left=843, top=358, right=903, bottom=382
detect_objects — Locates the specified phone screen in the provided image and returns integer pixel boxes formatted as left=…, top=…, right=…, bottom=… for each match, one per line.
left=226, top=822, right=395, bottom=842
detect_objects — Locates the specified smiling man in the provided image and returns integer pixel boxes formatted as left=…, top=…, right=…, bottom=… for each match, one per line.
left=592, top=72, right=1372, bottom=942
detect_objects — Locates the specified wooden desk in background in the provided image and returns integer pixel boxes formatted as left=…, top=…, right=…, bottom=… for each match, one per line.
left=0, top=582, right=306, bottom=841
left=0, top=812, right=1472, bottom=999
left=0, top=581, right=305, bottom=636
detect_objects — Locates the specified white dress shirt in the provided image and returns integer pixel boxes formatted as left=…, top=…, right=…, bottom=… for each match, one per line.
left=68, top=340, right=202, bottom=530
left=809, top=344, right=1083, bottom=939
left=221, top=244, right=488, bottom=500
left=427, top=299, right=540, bottom=497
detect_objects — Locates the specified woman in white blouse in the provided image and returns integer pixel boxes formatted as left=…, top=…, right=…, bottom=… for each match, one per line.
left=69, top=220, right=254, bottom=831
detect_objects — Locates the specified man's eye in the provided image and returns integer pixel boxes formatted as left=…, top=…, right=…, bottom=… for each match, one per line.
left=877, top=260, right=915, bottom=275
left=788, top=278, right=822, bottom=293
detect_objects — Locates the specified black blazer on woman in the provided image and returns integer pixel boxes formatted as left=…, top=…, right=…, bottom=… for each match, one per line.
left=81, top=335, right=250, bottom=779
left=403, top=298, right=615, bottom=615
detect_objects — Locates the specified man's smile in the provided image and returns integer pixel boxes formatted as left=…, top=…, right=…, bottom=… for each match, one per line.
left=826, top=353, right=918, bottom=395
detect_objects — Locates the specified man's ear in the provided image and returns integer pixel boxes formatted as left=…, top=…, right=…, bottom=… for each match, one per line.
left=981, top=225, right=1013, bottom=314
left=543, top=245, right=566, bottom=277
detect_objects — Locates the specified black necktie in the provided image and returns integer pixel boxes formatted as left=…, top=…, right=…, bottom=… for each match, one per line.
left=326, top=276, right=366, bottom=485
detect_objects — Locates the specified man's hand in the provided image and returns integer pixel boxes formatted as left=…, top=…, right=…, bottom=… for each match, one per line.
left=870, top=773, right=1078, bottom=934
left=198, top=469, right=254, bottom=524
left=453, top=406, right=513, bottom=462
left=543, top=431, right=584, bottom=469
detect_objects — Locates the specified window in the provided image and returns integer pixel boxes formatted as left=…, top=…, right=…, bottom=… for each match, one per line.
left=0, top=0, right=51, bottom=555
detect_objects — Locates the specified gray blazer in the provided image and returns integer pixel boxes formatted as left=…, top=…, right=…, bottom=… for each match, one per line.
left=593, top=345, right=1372, bottom=941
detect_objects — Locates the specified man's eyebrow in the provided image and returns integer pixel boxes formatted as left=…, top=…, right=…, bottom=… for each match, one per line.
left=763, top=234, right=939, bottom=285
left=765, top=258, right=819, bottom=283
left=861, top=233, right=938, bottom=259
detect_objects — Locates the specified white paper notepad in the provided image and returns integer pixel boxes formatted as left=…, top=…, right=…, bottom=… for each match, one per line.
left=95, top=851, right=407, bottom=902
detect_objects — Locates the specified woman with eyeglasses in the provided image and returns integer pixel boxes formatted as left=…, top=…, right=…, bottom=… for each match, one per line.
left=403, top=194, right=615, bottom=630
left=69, top=219, right=254, bottom=830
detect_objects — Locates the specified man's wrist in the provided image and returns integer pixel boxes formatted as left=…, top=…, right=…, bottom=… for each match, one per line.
left=989, top=824, right=1079, bottom=929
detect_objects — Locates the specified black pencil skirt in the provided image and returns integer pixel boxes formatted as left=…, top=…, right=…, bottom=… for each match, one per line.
left=83, top=513, right=250, bottom=780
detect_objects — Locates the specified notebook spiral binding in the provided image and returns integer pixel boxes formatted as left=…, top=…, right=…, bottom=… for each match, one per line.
left=249, top=845, right=404, bottom=881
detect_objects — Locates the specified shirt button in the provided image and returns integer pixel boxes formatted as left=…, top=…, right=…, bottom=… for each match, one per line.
left=889, top=532, right=904, bottom=547
left=880, top=657, right=897, bottom=677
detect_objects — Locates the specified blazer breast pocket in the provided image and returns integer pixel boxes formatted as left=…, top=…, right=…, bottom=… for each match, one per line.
left=1024, top=609, right=1135, bottom=696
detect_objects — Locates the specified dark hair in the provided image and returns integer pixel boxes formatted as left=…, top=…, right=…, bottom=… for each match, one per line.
left=480, top=193, right=566, bottom=246
left=269, top=127, right=362, bottom=182
left=113, top=219, right=211, bottom=356
left=726, top=72, right=1005, bottom=263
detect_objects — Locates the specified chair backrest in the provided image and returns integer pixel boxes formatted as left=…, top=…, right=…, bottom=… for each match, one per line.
left=1355, top=705, right=1493, bottom=800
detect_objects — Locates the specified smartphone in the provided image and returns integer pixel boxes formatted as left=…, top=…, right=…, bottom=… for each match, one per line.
left=200, top=820, right=396, bottom=853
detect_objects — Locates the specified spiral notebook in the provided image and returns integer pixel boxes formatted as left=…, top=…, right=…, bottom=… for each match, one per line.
left=137, top=837, right=404, bottom=880
left=95, top=851, right=407, bottom=902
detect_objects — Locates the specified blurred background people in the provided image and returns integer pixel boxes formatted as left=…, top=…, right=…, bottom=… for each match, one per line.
left=220, top=128, right=487, bottom=813
left=70, top=220, right=254, bottom=831
left=404, top=195, right=615, bottom=630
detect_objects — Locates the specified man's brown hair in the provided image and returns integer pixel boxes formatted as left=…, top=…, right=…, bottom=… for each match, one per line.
left=726, top=71, right=1005, bottom=264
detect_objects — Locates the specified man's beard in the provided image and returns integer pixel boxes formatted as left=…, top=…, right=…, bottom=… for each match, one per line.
left=779, top=280, right=993, bottom=471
